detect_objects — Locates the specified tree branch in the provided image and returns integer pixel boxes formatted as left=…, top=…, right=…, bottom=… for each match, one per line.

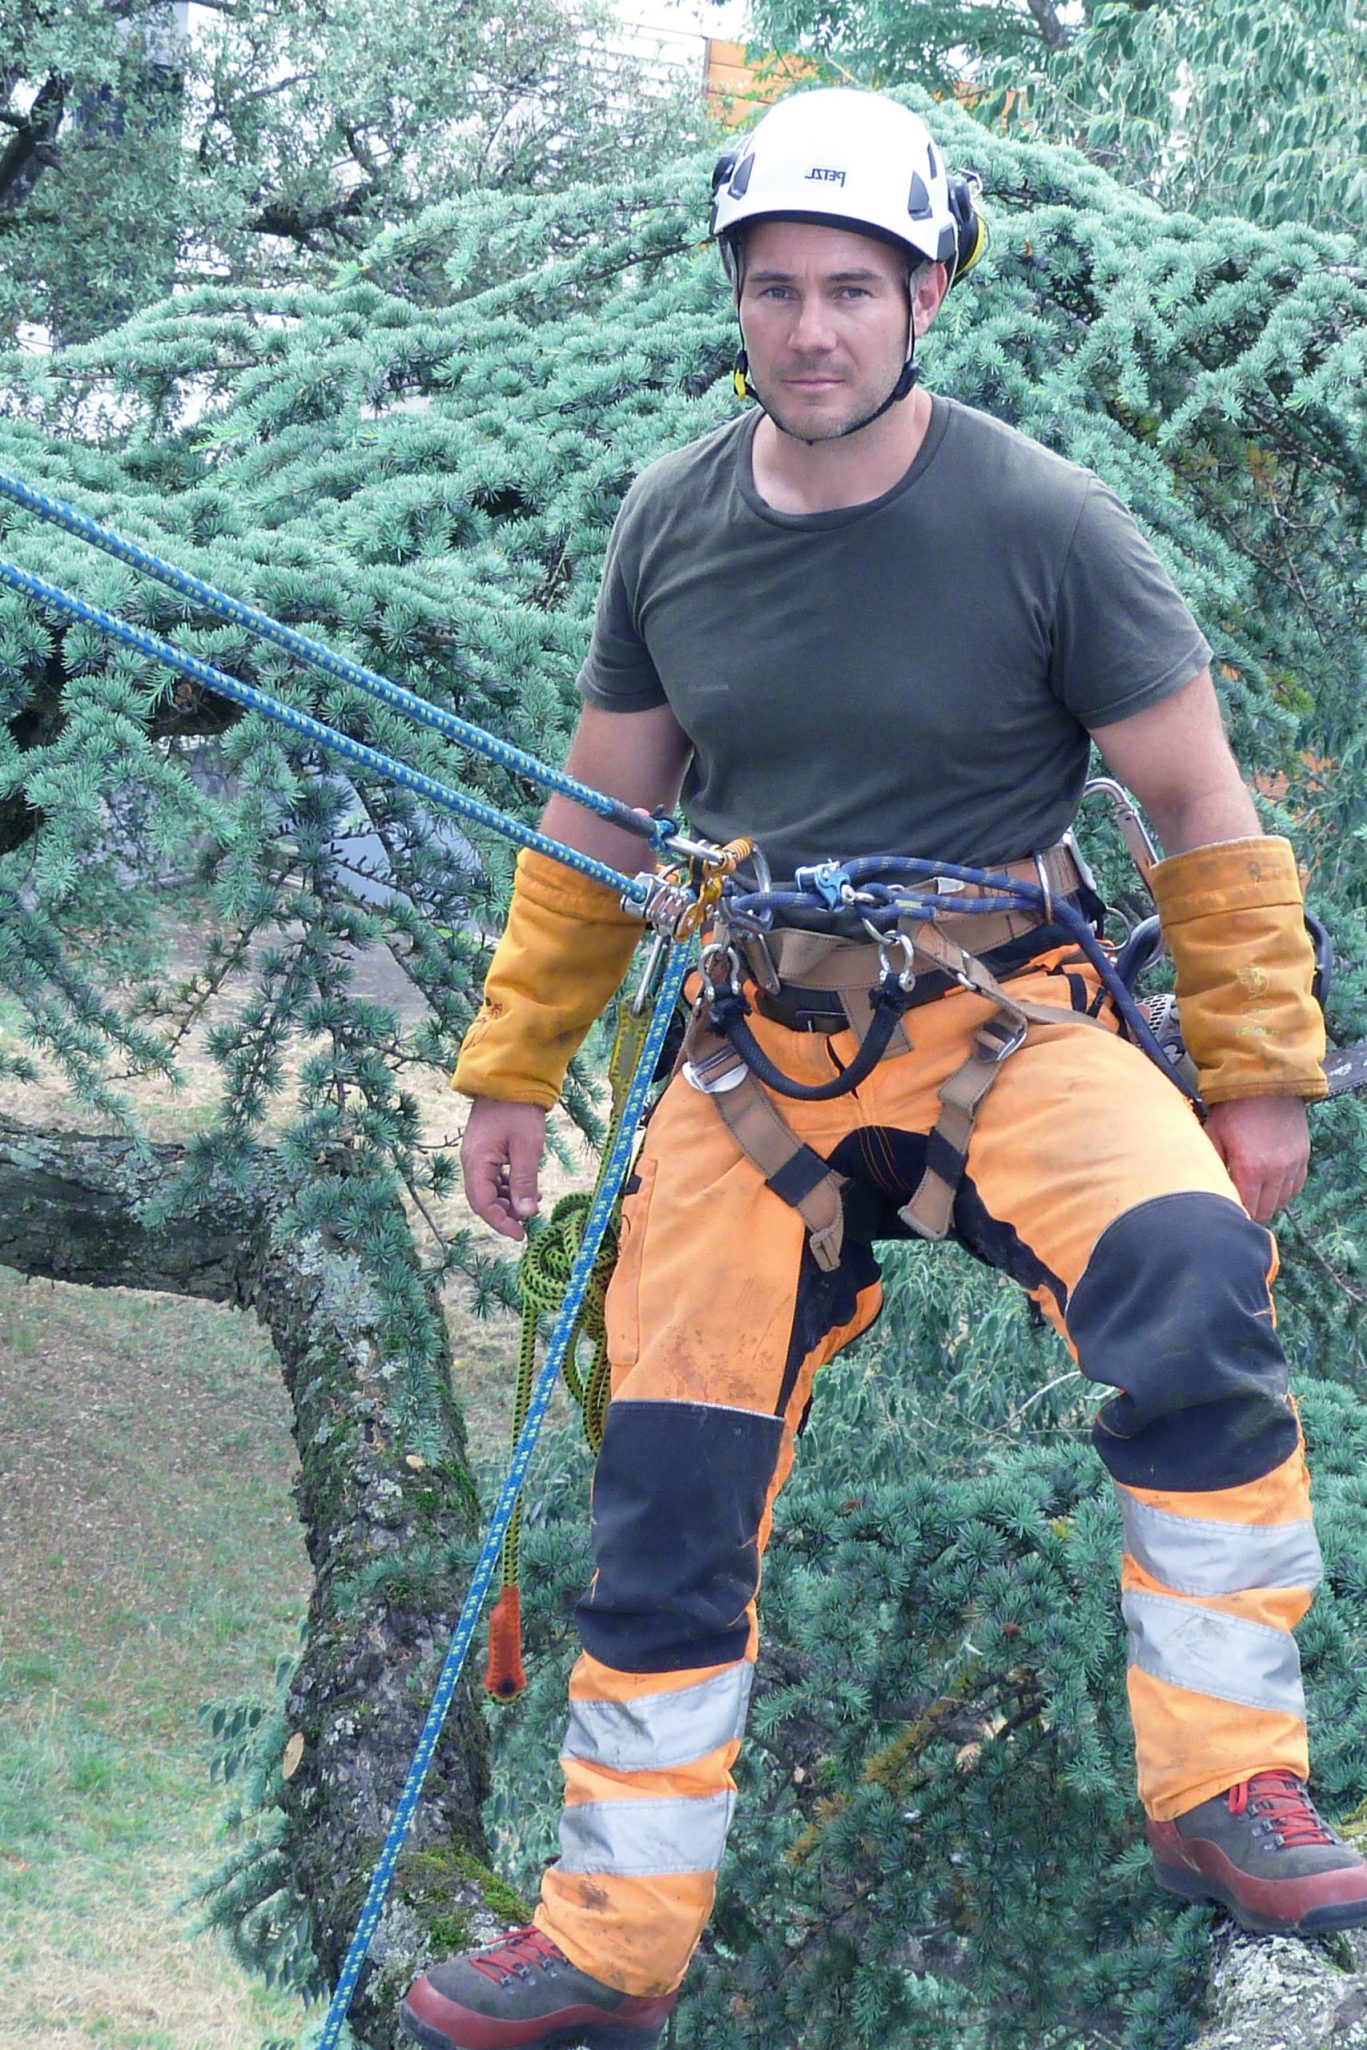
left=1024, top=0, right=1073, bottom=52
left=0, top=72, right=68, bottom=215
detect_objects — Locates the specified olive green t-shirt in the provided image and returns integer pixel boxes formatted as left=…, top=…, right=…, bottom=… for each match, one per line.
left=577, top=397, right=1211, bottom=881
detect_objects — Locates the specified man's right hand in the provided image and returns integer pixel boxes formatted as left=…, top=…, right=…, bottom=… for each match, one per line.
left=461, top=1097, right=547, bottom=1241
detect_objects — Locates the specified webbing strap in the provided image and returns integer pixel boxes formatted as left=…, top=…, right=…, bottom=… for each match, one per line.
left=719, top=1074, right=846, bottom=1271
left=896, top=926, right=1111, bottom=1239
left=767, top=1145, right=839, bottom=1208
left=898, top=1012, right=1024, bottom=1241
left=681, top=1011, right=846, bottom=1271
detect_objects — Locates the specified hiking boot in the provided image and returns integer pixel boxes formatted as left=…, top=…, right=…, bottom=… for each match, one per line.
left=1148, top=1770, right=1367, bottom=1935
left=398, top=1925, right=677, bottom=2050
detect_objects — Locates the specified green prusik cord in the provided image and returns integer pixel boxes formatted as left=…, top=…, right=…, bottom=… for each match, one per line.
left=501, top=1193, right=618, bottom=1593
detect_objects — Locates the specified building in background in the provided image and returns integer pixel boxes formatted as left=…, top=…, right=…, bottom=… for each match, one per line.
left=607, top=0, right=817, bottom=121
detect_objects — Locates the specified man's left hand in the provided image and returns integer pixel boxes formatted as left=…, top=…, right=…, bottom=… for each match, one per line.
left=1203, top=1095, right=1311, bottom=1224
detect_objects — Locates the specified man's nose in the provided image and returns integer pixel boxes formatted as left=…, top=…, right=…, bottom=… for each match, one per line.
left=788, top=295, right=836, bottom=350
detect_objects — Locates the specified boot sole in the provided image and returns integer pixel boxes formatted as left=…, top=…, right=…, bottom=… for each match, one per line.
left=1153, top=1858, right=1367, bottom=1936
left=399, top=1998, right=666, bottom=2050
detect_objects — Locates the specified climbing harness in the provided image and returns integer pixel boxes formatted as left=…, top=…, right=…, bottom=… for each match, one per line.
left=0, top=470, right=1348, bottom=2045
left=677, top=842, right=1206, bottom=1265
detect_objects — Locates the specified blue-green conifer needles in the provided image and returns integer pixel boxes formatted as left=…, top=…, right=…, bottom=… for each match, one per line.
left=2, top=80, right=1367, bottom=2050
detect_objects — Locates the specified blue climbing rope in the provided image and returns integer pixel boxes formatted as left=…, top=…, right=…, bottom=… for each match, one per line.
left=0, top=557, right=647, bottom=903
left=0, top=467, right=1193, bottom=2040
left=314, top=940, right=691, bottom=2050
left=0, top=471, right=668, bottom=852
left=0, top=473, right=699, bottom=2045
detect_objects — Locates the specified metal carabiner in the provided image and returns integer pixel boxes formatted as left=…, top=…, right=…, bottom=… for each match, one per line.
left=700, top=936, right=744, bottom=997
left=874, top=928, right=916, bottom=994
left=1033, top=850, right=1055, bottom=927
left=629, top=932, right=671, bottom=1016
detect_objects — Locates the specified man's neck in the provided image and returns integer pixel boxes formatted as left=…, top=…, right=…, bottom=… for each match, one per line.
left=750, top=387, right=933, bottom=515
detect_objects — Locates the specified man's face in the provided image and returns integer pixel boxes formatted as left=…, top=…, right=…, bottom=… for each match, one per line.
left=736, top=219, right=941, bottom=443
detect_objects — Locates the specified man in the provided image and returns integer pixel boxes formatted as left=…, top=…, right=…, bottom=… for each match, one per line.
left=401, top=88, right=1363, bottom=2050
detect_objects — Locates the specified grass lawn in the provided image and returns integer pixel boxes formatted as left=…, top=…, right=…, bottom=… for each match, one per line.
left=0, top=931, right=593, bottom=2047
left=0, top=1271, right=314, bottom=2049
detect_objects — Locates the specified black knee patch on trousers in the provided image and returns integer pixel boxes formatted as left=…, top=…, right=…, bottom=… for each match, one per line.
left=1069, top=1191, right=1296, bottom=1492
left=578, top=1398, right=785, bottom=1674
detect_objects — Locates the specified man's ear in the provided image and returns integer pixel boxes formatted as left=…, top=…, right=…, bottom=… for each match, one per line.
left=912, top=262, right=949, bottom=339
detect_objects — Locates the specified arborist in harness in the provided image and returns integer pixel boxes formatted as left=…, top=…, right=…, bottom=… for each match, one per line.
left=401, top=86, right=1361, bottom=2050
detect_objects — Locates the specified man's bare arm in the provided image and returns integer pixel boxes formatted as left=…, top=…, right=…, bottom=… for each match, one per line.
left=1090, top=669, right=1309, bottom=1223
left=541, top=701, right=694, bottom=877
left=1089, top=668, right=1260, bottom=854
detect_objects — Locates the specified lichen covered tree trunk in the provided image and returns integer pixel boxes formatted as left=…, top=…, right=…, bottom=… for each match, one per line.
left=0, top=1112, right=500, bottom=2043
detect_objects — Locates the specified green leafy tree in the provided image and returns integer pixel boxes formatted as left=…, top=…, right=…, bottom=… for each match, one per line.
left=0, top=0, right=707, bottom=346
left=2, top=81, right=1367, bottom=2048
left=740, top=0, right=1074, bottom=102
left=983, top=0, right=1367, bottom=231
left=743, top=0, right=1367, bottom=235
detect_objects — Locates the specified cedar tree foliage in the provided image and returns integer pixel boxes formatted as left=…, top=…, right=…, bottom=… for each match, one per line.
left=1, top=75, right=1366, bottom=2050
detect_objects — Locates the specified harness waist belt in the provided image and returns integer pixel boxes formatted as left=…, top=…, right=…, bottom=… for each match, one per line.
left=753, top=910, right=1082, bottom=1035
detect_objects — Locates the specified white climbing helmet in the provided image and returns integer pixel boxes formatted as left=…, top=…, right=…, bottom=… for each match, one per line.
left=710, top=88, right=969, bottom=278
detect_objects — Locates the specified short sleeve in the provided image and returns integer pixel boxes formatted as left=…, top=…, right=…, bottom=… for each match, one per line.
left=577, top=489, right=669, bottom=712
left=1050, top=479, right=1212, bottom=729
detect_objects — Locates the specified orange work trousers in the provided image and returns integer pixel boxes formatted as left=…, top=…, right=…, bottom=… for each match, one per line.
left=533, top=955, right=1322, bottom=1997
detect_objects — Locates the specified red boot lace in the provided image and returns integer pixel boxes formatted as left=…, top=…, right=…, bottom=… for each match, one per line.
left=471, top=1928, right=568, bottom=1985
left=1228, top=1771, right=1337, bottom=1848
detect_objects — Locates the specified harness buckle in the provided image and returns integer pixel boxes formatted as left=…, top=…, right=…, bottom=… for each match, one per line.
left=978, top=1012, right=1028, bottom=1064
left=682, top=1051, right=747, bottom=1095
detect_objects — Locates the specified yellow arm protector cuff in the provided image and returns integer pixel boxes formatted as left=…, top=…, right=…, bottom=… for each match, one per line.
left=451, top=849, right=643, bottom=1108
left=1149, top=835, right=1326, bottom=1104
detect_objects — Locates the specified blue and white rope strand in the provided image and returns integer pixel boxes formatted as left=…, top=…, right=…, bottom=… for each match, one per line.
left=0, top=471, right=667, bottom=852
left=314, top=940, right=691, bottom=2050
left=0, top=556, right=647, bottom=904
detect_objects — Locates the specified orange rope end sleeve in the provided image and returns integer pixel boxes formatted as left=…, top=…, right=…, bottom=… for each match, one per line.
left=484, top=1587, right=528, bottom=1703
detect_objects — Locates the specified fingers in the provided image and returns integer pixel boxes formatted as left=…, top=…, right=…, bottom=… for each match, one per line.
left=1204, top=1100, right=1310, bottom=1224
left=506, top=1123, right=541, bottom=1230
left=461, top=1101, right=545, bottom=1242
left=464, top=1146, right=523, bottom=1239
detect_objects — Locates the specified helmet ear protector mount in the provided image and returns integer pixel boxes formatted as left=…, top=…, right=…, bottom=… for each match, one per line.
left=709, top=89, right=988, bottom=439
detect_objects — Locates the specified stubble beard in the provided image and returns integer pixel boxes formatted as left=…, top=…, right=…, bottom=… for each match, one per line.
left=752, top=359, right=902, bottom=445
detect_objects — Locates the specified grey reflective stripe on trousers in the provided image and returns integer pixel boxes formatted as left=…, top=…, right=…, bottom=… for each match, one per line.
left=1122, top=1590, right=1307, bottom=1717
left=559, top=1792, right=737, bottom=1876
left=563, top=1663, right=755, bottom=1776
left=1119, top=1493, right=1323, bottom=1598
